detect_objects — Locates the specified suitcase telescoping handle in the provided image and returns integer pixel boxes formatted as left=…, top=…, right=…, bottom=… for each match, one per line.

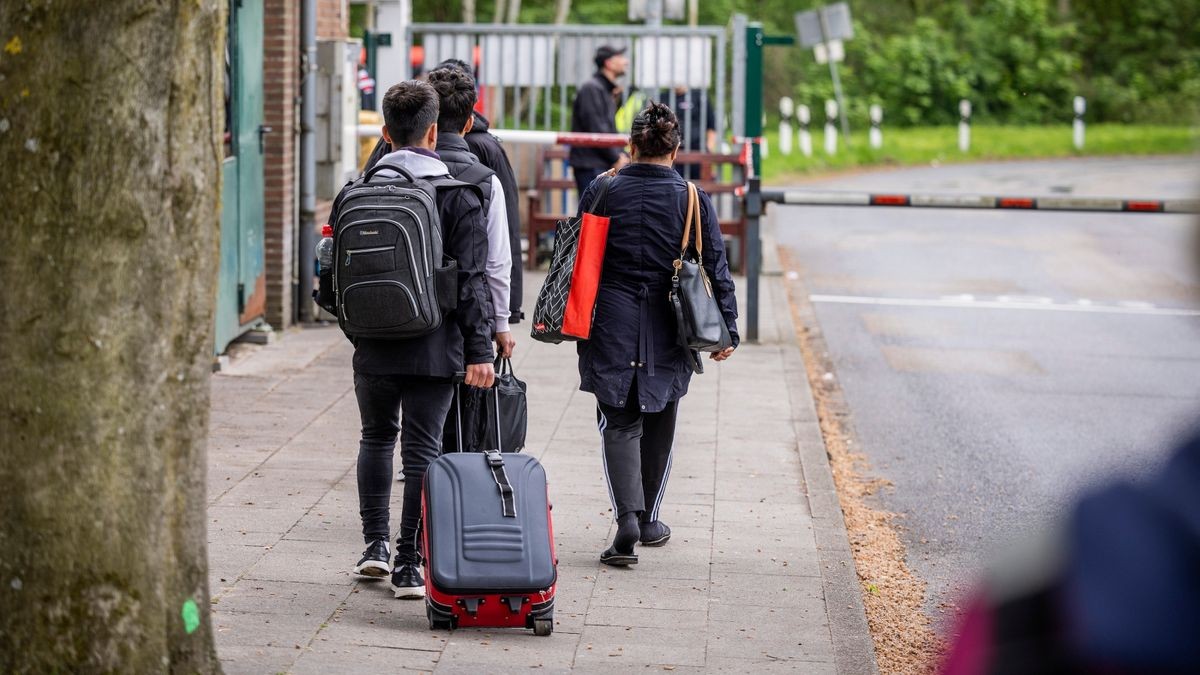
left=452, top=371, right=466, bottom=453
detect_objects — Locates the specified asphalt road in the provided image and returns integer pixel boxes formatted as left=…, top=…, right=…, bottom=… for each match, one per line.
left=771, top=157, right=1200, bottom=619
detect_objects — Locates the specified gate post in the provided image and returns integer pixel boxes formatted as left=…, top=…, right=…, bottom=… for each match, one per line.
left=743, top=22, right=764, bottom=343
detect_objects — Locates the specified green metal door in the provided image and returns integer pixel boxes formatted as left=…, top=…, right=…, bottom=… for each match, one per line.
left=215, top=0, right=266, bottom=354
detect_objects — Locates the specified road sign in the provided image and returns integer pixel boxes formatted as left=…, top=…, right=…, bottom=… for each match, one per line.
left=795, top=3, right=853, bottom=48
left=629, top=0, right=684, bottom=22
left=813, top=39, right=844, bottom=64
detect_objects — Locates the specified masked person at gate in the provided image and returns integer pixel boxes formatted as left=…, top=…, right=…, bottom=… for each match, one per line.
left=576, top=102, right=739, bottom=566
left=337, top=80, right=495, bottom=599
left=569, top=44, right=631, bottom=196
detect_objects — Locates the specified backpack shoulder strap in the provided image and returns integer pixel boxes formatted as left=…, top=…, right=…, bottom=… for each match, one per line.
left=456, top=161, right=494, bottom=189
left=429, top=175, right=485, bottom=202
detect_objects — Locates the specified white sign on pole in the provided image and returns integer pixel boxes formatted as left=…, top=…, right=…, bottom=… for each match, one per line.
left=795, top=3, right=854, bottom=48
left=813, top=40, right=844, bottom=64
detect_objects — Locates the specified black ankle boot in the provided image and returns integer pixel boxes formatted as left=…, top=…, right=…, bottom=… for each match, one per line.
left=600, top=512, right=640, bottom=566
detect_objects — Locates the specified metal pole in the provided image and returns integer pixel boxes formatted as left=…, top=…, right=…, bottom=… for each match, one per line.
left=743, top=22, right=764, bottom=343
left=298, top=0, right=317, bottom=322
left=817, top=9, right=850, bottom=141
left=745, top=178, right=762, bottom=344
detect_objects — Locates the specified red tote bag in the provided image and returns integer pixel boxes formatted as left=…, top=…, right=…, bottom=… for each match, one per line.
left=561, top=210, right=610, bottom=339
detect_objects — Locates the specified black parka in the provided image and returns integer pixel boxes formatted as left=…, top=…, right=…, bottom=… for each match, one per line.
left=576, top=163, right=739, bottom=413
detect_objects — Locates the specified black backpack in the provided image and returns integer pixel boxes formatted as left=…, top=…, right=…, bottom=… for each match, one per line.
left=331, top=159, right=475, bottom=339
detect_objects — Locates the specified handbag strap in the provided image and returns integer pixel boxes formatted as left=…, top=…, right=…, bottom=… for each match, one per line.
left=586, top=174, right=614, bottom=216
left=674, top=182, right=704, bottom=279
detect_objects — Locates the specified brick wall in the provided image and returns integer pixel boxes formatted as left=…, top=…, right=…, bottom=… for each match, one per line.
left=317, top=0, right=349, bottom=39
left=262, top=0, right=298, bottom=329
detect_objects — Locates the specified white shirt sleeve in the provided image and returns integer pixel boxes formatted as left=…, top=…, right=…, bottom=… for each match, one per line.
left=484, top=174, right=513, bottom=334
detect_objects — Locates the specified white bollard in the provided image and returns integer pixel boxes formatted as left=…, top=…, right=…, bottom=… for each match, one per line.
left=798, top=104, right=813, bottom=158
left=869, top=104, right=883, bottom=150
left=1073, top=96, right=1086, bottom=151
left=824, top=99, right=839, bottom=156
left=779, top=97, right=794, bottom=156
left=958, top=99, right=972, bottom=153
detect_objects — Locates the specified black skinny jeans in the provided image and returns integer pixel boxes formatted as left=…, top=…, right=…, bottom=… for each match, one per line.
left=354, top=372, right=453, bottom=561
left=595, top=396, right=680, bottom=522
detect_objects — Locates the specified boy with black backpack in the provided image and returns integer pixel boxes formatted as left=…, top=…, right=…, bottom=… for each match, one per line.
left=320, top=79, right=495, bottom=599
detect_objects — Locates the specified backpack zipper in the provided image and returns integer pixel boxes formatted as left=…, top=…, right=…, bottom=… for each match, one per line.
left=344, top=245, right=393, bottom=267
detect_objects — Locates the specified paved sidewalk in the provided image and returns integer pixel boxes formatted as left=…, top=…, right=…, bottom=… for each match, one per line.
left=206, top=272, right=876, bottom=674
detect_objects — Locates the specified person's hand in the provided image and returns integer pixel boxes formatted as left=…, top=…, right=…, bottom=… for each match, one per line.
left=465, top=362, right=496, bottom=389
left=495, top=331, right=515, bottom=359
left=710, top=347, right=735, bottom=362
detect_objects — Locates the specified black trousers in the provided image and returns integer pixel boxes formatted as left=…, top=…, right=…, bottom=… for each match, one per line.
left=354, top=372, right=454, bottom=560
left=595, top=396, right=680, bottom=521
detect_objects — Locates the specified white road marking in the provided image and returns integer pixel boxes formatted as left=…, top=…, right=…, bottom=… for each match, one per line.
left=809, top=294, right=1200, bottom=317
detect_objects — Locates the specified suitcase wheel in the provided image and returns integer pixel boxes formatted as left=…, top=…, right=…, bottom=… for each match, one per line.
left=426, top=604, right=454, bottom=631
left=532, top=618, right=553, bottom=636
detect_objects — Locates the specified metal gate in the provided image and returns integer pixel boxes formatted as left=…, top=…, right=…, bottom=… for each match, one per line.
left=215, top=0, right=267, bottom=354
left=405, top=22, right=729, bottom=154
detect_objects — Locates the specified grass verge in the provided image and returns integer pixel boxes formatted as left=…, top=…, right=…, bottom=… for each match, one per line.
left=762, top=124, right=1199, bottom=184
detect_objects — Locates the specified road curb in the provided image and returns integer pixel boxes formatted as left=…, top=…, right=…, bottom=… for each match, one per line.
left=764, top=222, right=879, bottom=674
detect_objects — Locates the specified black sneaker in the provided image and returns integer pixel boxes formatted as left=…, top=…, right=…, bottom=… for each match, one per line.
left=639, top=521, right=671, bottom=547
left=353, top=539, right=391, bottom=578
left=391, top=562, right=426, bottom=599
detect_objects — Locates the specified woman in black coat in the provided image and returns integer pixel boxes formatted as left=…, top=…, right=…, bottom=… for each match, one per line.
left=576, top=102, right=739, bottom=566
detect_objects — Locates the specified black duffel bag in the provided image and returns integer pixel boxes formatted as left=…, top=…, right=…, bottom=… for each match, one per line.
left=444, top=358, right=528, bottom=454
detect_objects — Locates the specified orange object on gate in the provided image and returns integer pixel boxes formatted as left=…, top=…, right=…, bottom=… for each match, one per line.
left=561, top=212, right=610, bottom=339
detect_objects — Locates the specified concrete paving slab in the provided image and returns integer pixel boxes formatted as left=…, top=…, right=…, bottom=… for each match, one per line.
left=573, top=625, right=707, bottom=668
left=206, top=271, right=875, bottom=673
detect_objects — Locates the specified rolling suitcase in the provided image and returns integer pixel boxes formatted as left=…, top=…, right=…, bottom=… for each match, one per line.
left=422, top=442, right=557, bottom=634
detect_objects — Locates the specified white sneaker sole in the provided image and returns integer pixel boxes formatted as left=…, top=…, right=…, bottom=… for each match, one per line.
left=353, top=560, right=390, bottom=577
left=392, top=584, right=426, bottom=599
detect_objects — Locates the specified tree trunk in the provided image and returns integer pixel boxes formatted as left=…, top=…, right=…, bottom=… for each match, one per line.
left=0, top=2, right=224, bottom=673
left=463, top=0, right=476, bottom=24
left=506, top=0, right=521, bottom=24
left=553, top=0, right=571, bottom=25
left=493, top=0, right=507, bottom=24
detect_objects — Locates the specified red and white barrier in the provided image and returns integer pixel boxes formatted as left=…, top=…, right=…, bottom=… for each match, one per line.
left=357, top=125, right=628, bottom=148
left=761, top=189, right=1200, bottom=214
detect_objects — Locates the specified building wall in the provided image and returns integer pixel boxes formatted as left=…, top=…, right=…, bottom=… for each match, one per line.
left=258, top=0, right=348, bottom=330
left=318, top=0, right=349, bottom=39
left=262, top=0, right=299, bottom=330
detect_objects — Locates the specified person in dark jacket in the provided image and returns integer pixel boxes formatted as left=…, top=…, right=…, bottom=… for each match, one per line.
left=364, top=58, right=524, bottom=325
left=576, top=101, right=739, bottom=566
left=337, top=80, right=495, bottom=599
left=427, top=65, right=514, bottom=360
left=569, top=45, right=630, bottom=195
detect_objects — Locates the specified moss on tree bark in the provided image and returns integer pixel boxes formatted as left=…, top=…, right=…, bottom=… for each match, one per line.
left=0, top=1, right=224, bottom=672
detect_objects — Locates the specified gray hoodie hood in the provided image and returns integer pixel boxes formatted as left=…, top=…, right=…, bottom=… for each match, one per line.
left=373, top=148, right=450, bottom=179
